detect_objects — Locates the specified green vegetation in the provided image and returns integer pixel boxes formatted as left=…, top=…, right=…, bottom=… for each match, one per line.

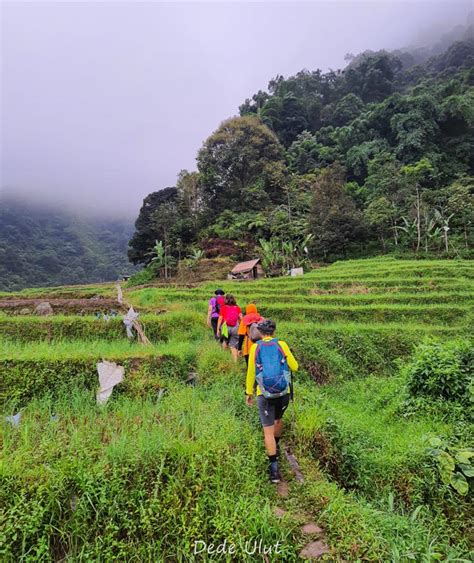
left=0, top=198, right=137, bottom=291
left=1, top=387, right=298, bottom=561
left=128, top=38, right=473, bottom=284
left=0, top=311, right=202, bottom=343
left=1, top=258, right=472, bottom=560
left=405, top=340, right=473, bottom=406
left=3, top=37, right=473, bottom=293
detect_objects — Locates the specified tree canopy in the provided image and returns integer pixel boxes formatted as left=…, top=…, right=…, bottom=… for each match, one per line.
left=128, top=36, right=473, bottom=273
left=196, top=115, right=286, bottom=215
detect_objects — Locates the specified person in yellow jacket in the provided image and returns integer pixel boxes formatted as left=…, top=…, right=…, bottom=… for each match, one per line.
left=245, top=319, right=298, bottom=483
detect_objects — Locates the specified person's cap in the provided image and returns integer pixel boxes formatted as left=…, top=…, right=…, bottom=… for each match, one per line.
left=257, top=318, right=276, bottom=335
left=215, top=288, right=225, bottom=295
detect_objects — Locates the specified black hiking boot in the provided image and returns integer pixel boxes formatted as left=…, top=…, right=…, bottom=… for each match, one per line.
left=269, top=461, right=281, bottom=483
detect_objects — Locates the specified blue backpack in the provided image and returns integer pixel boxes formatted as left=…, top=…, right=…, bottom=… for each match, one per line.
left=255, top=339, right=291, bottom=399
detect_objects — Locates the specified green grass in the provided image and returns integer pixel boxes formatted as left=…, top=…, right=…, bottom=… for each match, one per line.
left=127, top=287, right=474, bottom=305
left=128, top=282, right=473, bottom=308
left=293, top=376, right=451, bottom=491
left=289, top=374, right=473, bottom=554
left=1, top=383, right=299, bottom=561
left=0, top=283, right=114, bottom=299
left=245, top=302, right=472, bottom=325
left=279, top=324, right=465, bottom=382
left=0, top=338, right=197, bottom=361
left=290, top=459, right=471, bottom=561
left=1, top=257, right=472, bottom=561
left=0, top=311, right=203, bottom=343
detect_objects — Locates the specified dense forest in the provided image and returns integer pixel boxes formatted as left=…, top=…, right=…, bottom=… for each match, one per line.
left=2, top=27, right=472, bottom=291
left=0, top=197, right=137, bottom=291
left=129, top=28, right=474, bottom=280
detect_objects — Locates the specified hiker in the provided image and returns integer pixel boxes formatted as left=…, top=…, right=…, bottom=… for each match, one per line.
left=216, top=294, right=226, bottom=344
left=217, top=294, right=242, bottom=361
left=207, top=289, right=225, bottom=340
left=245, top=319, right=298, bottom=483
left=238, top=303, right=263, bottom=365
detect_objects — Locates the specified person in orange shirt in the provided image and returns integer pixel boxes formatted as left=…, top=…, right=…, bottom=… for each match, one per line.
left=238, top=303, right=263, bottom=365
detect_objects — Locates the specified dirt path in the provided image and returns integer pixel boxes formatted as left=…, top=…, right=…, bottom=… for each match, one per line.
left=272, top=446, right=331, bottom=560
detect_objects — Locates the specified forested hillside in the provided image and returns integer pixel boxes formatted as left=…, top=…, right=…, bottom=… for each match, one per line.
left=129, top=31, right=474, bottom=279
left=0, top=197, right=136, bottom=291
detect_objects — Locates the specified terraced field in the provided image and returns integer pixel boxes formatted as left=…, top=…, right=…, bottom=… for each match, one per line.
left=1, top=258, right=473, bottom=561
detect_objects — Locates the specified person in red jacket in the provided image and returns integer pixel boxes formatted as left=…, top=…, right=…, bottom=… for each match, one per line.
left=217, top=294, right=242, bottom=361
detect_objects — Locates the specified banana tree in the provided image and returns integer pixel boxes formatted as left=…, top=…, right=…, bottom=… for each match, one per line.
left=423, top=211, right=440, bottom=253
left=259, top=234, right=313, bottom=276
left=258, top=238, right=284, bottom=275
left=187, top=248, right=205, bottom=269
left=149, top=240, right=165, bottom=267
left=148, top=240, right=176, bottom=279
left=395, top=216, right=418, bottom=250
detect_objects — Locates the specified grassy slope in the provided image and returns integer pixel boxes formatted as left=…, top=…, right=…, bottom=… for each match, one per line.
left=1, top=258, right=473, bottom=561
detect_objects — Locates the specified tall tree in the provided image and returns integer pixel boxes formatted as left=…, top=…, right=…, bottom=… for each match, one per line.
left=401, top=158, right=436, bottom=252
left=287, top=131, right=321, bottom=174
left=343, top=52, right=402, bottom=103
left=307, top=164, right=365, bottom=259
left=176, top=169, right=202, bottom=221
left=151, top=201, right=181, bottom=277
left=261, top=94, right=308, bottom=147
left=128, top=187, right=178, bottom=265
left=197, top=115, right=286, bottom=216
left=364, top=196, right=395, bottom=251
left=445, top=177, right=474, bottom=249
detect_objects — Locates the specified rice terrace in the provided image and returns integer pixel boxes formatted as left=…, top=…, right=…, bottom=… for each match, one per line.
left=1, top=258, right=472, bottom=561
left=2, top=1, right=474, bottom=561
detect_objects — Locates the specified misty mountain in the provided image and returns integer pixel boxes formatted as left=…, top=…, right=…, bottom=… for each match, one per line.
left=345, top=19, right=474, bottom=73
left=403, top=16, right=474, bottom=63
left=0, top=197, right=137, bottom=291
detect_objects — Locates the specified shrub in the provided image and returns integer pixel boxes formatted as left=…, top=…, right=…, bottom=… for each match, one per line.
left=405, top=340, right=473, bottom=406
left=426, top=437, right=474, bottom=497
left=126, top=263, right=160, bottom=287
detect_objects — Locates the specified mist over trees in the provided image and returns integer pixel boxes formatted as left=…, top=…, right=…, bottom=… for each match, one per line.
left=0, top=198, right=137, bottom=291
left=2, top=16, right=472, bottom=291
left=129, top=32, right=474, bottom=274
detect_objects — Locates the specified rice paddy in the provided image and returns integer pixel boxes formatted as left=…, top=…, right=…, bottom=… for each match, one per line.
left=1, top=257, right=473, bottom=561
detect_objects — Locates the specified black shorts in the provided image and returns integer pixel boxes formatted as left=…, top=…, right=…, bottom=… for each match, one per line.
left=257, top=394, right=290, bottom=427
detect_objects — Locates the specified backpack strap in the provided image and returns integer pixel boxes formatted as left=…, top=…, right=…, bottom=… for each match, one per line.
left=255, top=339, right=264, bottom=371
left=275, top=339, right=287, bottom=359
left=254, top=340, right=264, bottom=393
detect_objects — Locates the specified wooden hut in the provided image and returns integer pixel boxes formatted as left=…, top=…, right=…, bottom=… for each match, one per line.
left=229, top=259, right=263, bottom=280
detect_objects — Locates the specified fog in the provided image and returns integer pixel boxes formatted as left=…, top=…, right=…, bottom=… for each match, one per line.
left=1, top=1, right=472, bottom=218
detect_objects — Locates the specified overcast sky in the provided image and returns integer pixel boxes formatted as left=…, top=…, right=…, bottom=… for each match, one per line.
left=1, top=0, right=472, bottom=218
